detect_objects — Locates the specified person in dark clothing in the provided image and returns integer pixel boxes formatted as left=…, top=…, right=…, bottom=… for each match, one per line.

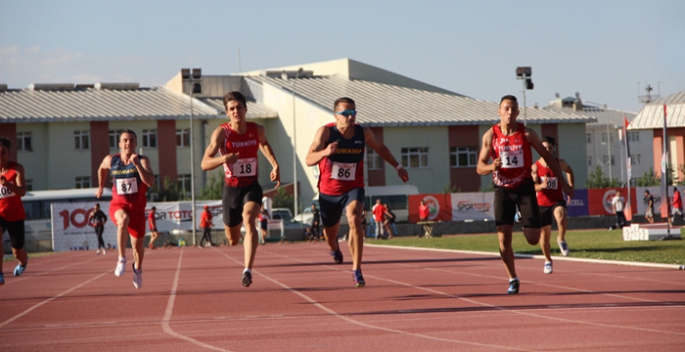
left=310, top=203, right=321, bottom=240
left=383, top=203, right=398, bottom=238
left=88, top=203, right=108, bottom=255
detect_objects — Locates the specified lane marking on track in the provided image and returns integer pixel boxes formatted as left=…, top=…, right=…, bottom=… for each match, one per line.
left=161, top=247, right=232, bottom=352
left=3, top=255, right=103, bottom=286
left=221, top=248, right=531, bottom=351
left=0, top=271, right=108, bottom=328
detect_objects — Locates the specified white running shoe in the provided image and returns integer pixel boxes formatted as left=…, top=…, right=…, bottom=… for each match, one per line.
left=103, top=249, right=106, bottom=256
left=96, top=249, right=100, bottom=255
left=132, top=264, right=142, bottom=289
left=543, top=262, right=553, bottom=274
left=557, top=240, right=570, bottom=257
left=114, top=258, right=126, bottom=277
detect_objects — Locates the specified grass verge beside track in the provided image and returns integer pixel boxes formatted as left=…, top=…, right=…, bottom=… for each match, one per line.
left=377, top=228, right=685, bottom=265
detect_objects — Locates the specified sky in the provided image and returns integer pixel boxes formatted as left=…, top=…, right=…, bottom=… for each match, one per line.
left=1, top=0, right=683, bottom=113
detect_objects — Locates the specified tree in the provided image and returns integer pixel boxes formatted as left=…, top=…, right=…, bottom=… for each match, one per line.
left=635, top=167, right=660, bottom=187
left=273, top=187, right=294, bottom=214
left=199, top=175, right=223, bottom=200
left=148, top=176, right=184, bottom=202
left=441, top=182, right=460, bottom=194
left=585, top=166, right=621, bottom=189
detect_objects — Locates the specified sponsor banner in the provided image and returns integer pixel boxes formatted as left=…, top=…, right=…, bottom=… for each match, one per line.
left=450, top=192, right=494, bottom=221
left=51, top=202, right=118, bottom=252
left=408, top=194, right=452, bottom=222
left=566, top=189, right=588, bottom=217
left=587, top=188, right=637, bottom=216
left=52, top=200, right=223, bottom=252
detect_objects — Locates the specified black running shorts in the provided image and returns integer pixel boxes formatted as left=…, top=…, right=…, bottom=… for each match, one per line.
left=222, top=182, right=263, bottom=228
left=539, top=200, right=567, bottom=227
left=319, top=188, right=365, bottom=228
left=0, top=217, right=25, bottom=250
left=494, top=180, right=541, bottom=228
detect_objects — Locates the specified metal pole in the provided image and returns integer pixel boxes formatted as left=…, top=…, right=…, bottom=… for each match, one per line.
left=521, top=76, right=527, bottom=125
left=292, top=77, right=298, bottom=217
left=190, top=80, right=197, bottom=246
left=606, top=124, right=612, bottom=180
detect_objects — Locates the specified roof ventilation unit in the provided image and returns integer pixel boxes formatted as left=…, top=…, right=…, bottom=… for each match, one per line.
left=95, top=82, right=140, bottom=90
left=28, top=83, right=75, bottom=91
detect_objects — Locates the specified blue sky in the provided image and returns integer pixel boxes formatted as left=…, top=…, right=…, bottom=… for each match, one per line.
left=1, top=0, right=683, bottom=113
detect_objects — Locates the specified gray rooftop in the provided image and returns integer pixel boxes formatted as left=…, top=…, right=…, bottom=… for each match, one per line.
left=201, top=98, right=278, bottom=119
left=629, top=90, right=685, bottom=130
left=543, top=99, right=635, bottom=128
left=249, top=75, right=594, bottom=127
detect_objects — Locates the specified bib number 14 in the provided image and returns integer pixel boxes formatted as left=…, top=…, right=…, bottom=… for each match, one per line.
left=500, top=150, right=523, bottom=169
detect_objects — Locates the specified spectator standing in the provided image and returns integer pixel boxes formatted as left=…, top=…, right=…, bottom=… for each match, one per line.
left=611, top=190, right=627, bottom=229
left=372, top=199, right=388, bottom=239
left=88, top=203, right=108, bottom=255
left=384, top=203, right=398, bottom=238
left=200, top=205, right=214, bottom=247
left=644, top=190, right=655, bottom=224
left=670, top=186, right=684, bottom=225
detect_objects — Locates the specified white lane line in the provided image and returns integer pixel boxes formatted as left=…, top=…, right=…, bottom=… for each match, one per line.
left=221, top=248, right=530, bottom=351
left=4, top=255, right=103, bottom=285
left=161, top=247, right=232, bottom=352
left=0, top=271, right=108, bottom=328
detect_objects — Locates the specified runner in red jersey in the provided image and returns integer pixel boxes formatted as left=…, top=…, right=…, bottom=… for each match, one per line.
left=531, top=136, right=575, bottom=273
left=201, top=91, right=280, bottom=288
left=147, top=206, right=158, bottom=249
left=477, top=95, right=573, bottom=294
left=0, top=137, right=28, bottom=284
left=305, top=97, right=409, bottom=287
left=96, top=130, right=154, bottom=289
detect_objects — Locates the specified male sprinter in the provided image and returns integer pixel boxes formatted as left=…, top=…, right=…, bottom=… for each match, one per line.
left=531, top=136, right=574, bottom=273
left=0, top=137, right=28, bottom=285
left=201, top=91, right=280, bottom=287
left=305, top=97, right=409, bottom=287
left=476, top=95, right=572, bottom=294
left=96, top=130, right=154, bottom=289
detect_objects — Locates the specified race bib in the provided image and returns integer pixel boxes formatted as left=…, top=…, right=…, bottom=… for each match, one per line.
left=232, top=158, right=257, bottom=177
left=331, top=162, right=356, bottom=181
left=0, top=185, right=16, bottom=199
left=542, top=176, right=558, bottom=190
left=500, top=150, right=523, bottom=169
left=116, top=177, right=139, bottom=195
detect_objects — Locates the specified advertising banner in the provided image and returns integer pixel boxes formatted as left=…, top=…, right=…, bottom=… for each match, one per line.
left=587, top=188, right=637, bottom=216
left=408, top=194, right=452, bottom=222
left=566, top=189, right=589, bottom=217
left=450, top=192, right=495, bottom=221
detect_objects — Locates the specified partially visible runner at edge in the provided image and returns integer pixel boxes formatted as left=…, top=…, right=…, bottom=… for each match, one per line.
left=531, top=136, right=575, bottom=274
left=0, top=137, right=28, bottom=285
left=305, top=97, right=409, bottom=288
left=201, top=91, right=280, bottom=288
left=96, top=129, right=155, bottom=290
left=476, top=95, right=573, bottom=294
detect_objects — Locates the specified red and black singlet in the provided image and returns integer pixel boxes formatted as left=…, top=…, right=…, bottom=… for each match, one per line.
left=490, top=123, right=533, bottom=188
left=0, top=161, right=26, bottom=221
left=317, top=123, right=365, bottom=196
left=220, top=122, right=260, bottom=188
left=535, top=159, right=564, bottom=206
left=110, top=154, right=148, bottom=210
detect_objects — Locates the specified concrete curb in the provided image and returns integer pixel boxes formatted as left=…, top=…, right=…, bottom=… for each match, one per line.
left=366, top=243, right=685, bottom=271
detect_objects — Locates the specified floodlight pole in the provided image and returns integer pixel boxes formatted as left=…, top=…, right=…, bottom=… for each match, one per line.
left=290, top=68, right=304, bottom=217
left=183, top=68, right=202, bottom=246
left=521, top=77, right=528, bottom=125
left=515, top=67, right=533, bottom=125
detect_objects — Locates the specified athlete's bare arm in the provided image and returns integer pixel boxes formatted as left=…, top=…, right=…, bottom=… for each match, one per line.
left=256, top=124, right=281, bottom=188
left=559, top=159, right=575, bottom=190
left=531, top=163, right=547, bottom=192
left=305, top=126, right=334, bottom=167
left=201, top=127, right=239, bottom=171
left=364, top=127, right=408, bottom=183
left=0, top=162, right=26, bottom=197
left=476, top=128, right=500, bottom=175
left=134, top=155, right=155, bottom=187
left=526, top=128, right=574, bottom=197
left=95, top=155, right=113, bottom=198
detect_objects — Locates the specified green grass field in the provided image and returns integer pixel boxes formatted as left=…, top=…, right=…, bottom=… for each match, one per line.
left=377, top=228, right=685, bottom=265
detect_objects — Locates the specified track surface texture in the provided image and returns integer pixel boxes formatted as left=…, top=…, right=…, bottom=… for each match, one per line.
left=1, top=242, right=684, bottom=351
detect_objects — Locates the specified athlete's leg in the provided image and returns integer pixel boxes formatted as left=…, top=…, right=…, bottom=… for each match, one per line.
left=149, top=230, right=158, bottom=248
left=554, top=206, right=568, bottom=243
left=497, top=225, right=517, bottom=279
left=540, top=225, right=552, bottom=262
left=323, top=223, right=340, bottom=251
left=130, top=235, right=144, bottom=270
left=345, top=200, right=364, bottom=271
left=114, top=209, right=130, bottom=259
left=225, top=224, right=242, bottom=246
left=242, top=201, right=260, bottom=270
left=11, top=247, right=28, bottom=267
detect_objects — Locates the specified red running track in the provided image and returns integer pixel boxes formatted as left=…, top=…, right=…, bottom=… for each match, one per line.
left=1, top=242, right=684, bottom=351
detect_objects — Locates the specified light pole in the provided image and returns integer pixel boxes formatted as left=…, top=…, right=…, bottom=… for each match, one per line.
left=182, top=68, right=202, bottom=246
left=283, top=68, right=303, bottom=217
left=516, top=67, right=534, bottom=125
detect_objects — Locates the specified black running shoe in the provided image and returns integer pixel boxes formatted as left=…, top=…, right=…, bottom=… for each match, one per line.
left=242, top=271, right=252, bottom=287
left=330, top=249, right=343, bottom=264
left=507, top=279, right=520, bottom=294
left=353, top=269, right=365, bottom=288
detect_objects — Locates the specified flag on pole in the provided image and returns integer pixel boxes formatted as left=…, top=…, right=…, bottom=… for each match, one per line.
left=661, top=104, right=669, bottom=218
left=622, top=115, right=632, bottom=221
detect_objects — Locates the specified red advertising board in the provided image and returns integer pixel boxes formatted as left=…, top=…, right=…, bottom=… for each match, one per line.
left=408, top=194, right=452, bottom=222
left=586, top=188, right=637, bottom=217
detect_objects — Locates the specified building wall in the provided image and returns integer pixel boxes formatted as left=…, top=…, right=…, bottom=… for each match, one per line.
left=557, top=123, right=588, bottom=188
left=448, top=125, right=480, bottom=192
left=653, top=127, right=685, bottom=182
left=47, top=122, right=93, bottom=189
left=16, top=123, right=48, bottom=190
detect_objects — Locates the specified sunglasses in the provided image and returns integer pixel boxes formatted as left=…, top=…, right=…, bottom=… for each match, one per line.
left=335, top=109, right=357, bottom=117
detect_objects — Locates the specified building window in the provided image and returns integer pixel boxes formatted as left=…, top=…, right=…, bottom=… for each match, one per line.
left=588, top=156, right=592, bottom=166
left=603, top=155, right=608, bottom=165
left=401, top=147, right=429, bottom=168
left=601, top=133, right=614, bottom=143
left=586, top=133, right=591, bottom=144
left=17, top=132, right=32, bottom=151
left=177, top=174, right=191, bottom=194
left=366, top=148, right=383, bottom=170
left=25, top=179, right=33, bottom=191
left=109, top=130, right=123, bottom=149
left=142, top=129, right=157, bottom=148
left=74, top=131, right=90, bottom=150
left=176, top=129, right=190, bottom=147
left=630, top=154, right=641, bottom=165
left=628, top=131, right=639, bottom=142
left=75, top=176, right=91, bottom=188
left=450, top=146, right=477, bottom=167
left=603, top=155, right=616, bottom=166
left=611, top=155, right=615, bottom=165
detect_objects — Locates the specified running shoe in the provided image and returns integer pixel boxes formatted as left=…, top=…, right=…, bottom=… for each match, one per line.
left=102, top=249, right=107, bottom=256
left=132, top=264, right=142, bottom=289
left=543, top=262, right=553, bottom=274
left=353, top=269, right=365, bottom=288
left=507, top=278, right=520, bottom=294
left=14, top=258, right=27, bottom=276
left=242, top=270, right=252, bottom=287
left=96, top=249, right=100, bottom=255
left=0, top=272, right=5, bottom=285
left=114, top=258, right=126, bottom=277
left=330, top=249, right=343, bottom=264
left=558, top=240, right=570, bottom=257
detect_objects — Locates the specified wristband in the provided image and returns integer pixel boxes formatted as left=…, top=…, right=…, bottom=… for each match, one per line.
left=395, top=164, right=403, bottom=171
